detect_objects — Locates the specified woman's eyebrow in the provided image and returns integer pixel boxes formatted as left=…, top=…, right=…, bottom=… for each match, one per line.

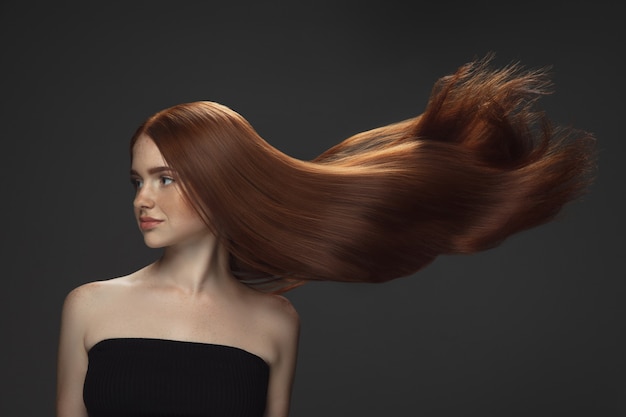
left=130, top=166, right=175, bottom=176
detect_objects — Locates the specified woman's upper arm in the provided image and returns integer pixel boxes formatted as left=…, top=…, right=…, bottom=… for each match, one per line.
left=56, top=284, right=92, bottom=417
left=264, top=297, right=301, bottom=417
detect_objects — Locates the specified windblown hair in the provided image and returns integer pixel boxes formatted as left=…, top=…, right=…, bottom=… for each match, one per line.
left=130, top=57, right=596, bottom=293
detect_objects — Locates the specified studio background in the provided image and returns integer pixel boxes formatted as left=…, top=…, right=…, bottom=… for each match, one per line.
left=1, top=2, right=624, bottom=416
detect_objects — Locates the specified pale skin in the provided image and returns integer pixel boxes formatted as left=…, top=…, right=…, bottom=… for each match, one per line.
left=56, top=134, right=300, bottom=417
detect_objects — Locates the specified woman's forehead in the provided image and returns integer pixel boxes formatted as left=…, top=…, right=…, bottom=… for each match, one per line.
left=131, top=134, right=168, bottom=168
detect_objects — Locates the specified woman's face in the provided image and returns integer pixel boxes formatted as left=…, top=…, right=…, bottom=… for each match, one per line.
left=130, top=134, right=211, bottom=248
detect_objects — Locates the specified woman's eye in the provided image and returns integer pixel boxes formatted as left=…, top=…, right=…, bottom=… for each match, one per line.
left=131, top=178, right=143, bottom=189
left=161, top=176, right=174, bottom=185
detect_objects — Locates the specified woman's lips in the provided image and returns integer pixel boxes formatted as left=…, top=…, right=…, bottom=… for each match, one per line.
left=139, top=217, right=163, bottom=230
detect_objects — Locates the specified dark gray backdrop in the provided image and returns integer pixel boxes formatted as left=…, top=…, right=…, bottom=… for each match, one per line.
left=1, top=1, right=624, bottom=416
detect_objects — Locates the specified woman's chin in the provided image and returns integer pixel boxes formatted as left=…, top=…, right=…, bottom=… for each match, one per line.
left=143, top=238, right=166, bottom=249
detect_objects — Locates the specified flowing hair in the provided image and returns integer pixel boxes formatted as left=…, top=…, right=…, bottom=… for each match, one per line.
left=130, top=56, right=596, bottom=293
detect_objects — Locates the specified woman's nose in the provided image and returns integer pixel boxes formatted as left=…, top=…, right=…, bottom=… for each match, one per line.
left=133, top=185, right=155, bottom=209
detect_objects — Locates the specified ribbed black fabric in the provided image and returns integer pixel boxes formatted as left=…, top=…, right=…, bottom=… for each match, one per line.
left=83, top=338, right=269, bottom=417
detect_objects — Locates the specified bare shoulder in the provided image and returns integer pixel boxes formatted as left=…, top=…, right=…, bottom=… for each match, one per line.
left=251, top=291, right=299, bottom=327
left=60, top=275, right=139, bottom=346
left=61, top=274, right=137, bottom=320
left=64, top=276, right=128, bottom=305
left=62, top=281, right=103, bottom=314
left=240, top=289, right=300, bottom=345
left=248, top=292, right=300, bottom=367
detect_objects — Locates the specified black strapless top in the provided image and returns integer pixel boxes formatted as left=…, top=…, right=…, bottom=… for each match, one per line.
left=83, top=338, right=269, bottom=417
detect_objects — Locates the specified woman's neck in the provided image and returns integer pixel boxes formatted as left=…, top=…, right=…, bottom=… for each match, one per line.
left=149, top=236, right=235, bottom=295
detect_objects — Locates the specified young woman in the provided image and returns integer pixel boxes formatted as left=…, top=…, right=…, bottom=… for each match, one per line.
left=56, top=56, right=596, bottom=417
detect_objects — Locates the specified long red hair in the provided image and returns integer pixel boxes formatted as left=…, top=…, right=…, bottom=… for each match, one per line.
left=130, top=57, right=596, bottom=293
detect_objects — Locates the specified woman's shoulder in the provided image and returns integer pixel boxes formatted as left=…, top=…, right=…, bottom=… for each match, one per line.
left=238, top=289, right=300, bottom=365
left=62, top=271, right=143, bottom=311
left=265, top=293, right=299, bottom=329
left=240, top=289, right=300, bottom=341
left=243, top=286, right=299, bottom=321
